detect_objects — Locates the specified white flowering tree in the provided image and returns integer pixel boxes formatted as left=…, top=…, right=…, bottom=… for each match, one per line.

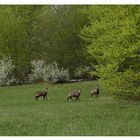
left=0, top=57, right=15, bottom=86
left=29, top=60, right=69, bottom=83
left=29, top=59, right=46, bottom=82
left=43, top=62, right=69, bottom=83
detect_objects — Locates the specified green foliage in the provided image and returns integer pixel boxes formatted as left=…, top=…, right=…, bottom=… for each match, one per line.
left=0, top=6, right=43, bottom=83
left=81, top=6, right=140, bottom=98
left=0, top=6, right=90, bottom=83
left=74, top=66, right=92, bottom=79
left=37, top=6, right=90, bottom=76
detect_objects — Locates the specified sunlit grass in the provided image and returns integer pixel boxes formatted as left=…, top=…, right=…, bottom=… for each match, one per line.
left=0, top=81, right=140, bottom=136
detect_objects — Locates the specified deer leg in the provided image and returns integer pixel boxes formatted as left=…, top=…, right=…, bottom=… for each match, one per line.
left=75, top=97, right=80, bottom=101
left=35, top=96, right=38, bottom=101
left=71, top=97, right=73, bottom=101
left=67, top=96, right=73, bottom=101
left=67, top=96, right=70, bottom=101
left=91, top=93, right=94, bottom=97
left=75, top=97, right=78, bottom=102
left=77, top=97, right=80, bottom=101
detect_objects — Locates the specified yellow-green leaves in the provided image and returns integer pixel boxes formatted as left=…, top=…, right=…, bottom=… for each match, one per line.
left=81, top=5, right=140, bottom=98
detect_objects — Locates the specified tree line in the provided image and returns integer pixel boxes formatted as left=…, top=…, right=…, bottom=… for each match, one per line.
left=0, top=5, right=139, bottom=98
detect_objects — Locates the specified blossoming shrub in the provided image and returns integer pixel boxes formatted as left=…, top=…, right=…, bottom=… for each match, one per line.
left=29, top=59, right=45, bottom=83
left=0, top=57, right=15, bottom=86
left=43, top=62, right=69, bottom=83
left=29, top=60, right=69, bottom=83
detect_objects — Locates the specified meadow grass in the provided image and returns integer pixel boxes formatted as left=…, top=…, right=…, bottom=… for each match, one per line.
left=0, top=80, right=140, bottom=136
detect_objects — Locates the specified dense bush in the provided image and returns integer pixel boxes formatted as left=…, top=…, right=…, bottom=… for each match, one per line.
left=0, top=57, right=15, bottom=86
left=74, top=66, right=92, bottom=79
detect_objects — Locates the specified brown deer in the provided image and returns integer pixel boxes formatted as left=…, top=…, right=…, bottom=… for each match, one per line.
left=35, top=88, right=48, bottom=101
left=67, top=90, right=81, bottom=102
left=90, top=85, right=99, bottom=97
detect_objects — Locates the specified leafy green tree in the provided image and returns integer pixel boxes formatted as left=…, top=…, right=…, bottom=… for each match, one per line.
left=0, top=5, right=92, bottom=84
left=0, top=6, right=44, bottom=83
left=37, top=6, right=91, bottom=77
left=81, top=6, right=140, bottom=98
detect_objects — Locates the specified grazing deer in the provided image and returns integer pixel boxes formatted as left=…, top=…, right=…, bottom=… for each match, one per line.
left=67, top=90, right=81, bottom=102
left=90, top=85, right=99, bottom=97
left=35, top=88, right=48, bottom=101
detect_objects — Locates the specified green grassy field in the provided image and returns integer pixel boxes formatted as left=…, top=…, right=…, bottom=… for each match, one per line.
left=0, top=80, right=140, bottom=136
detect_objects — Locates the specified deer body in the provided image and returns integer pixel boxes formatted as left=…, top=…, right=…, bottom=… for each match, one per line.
left=91, top=86, right=99, bottom=97
left=35, top=88, right=48, bottom=101
left=67, top=90, right=80, bottom=102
